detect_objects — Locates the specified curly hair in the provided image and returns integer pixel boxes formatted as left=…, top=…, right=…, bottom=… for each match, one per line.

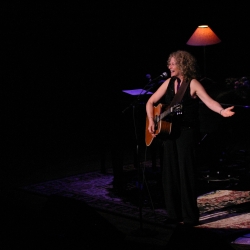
left=167, top=50, right=200, bottom=82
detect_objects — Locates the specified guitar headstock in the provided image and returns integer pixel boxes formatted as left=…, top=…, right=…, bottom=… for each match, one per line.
left=171, top=103, right=182, bottom=115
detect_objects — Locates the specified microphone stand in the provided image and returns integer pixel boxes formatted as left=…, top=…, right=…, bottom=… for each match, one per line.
left=122, top=71, right=167, bottom=115
left=122, top=78, right=162, bottom=237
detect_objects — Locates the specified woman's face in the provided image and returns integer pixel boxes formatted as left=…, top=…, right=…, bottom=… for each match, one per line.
left=168, top=57, right=181, bottom=78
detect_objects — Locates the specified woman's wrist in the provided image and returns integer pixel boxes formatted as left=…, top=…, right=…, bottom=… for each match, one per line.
left=219, top=109, right=224, bottom=115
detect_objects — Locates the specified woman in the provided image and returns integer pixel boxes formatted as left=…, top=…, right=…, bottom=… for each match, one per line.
left=146, top=50, right=235, bottom=226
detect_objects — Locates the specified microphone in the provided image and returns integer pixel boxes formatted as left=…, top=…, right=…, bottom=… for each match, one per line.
left=143, top=72, right=167, bottom=92
left=145, top=74, right=152, bottom=82
left=151, top=72, right=168, bottom=82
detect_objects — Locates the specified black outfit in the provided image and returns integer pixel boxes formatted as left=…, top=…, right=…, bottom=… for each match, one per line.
left=162, top=77, right=200, bottom=225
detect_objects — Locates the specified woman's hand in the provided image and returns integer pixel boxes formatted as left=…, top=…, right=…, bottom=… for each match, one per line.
left=220, top=106, right=235, bottom=117
left=148, top=119, right=156, bottom=137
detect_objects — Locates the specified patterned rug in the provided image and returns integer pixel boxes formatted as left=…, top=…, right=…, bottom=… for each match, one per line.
left=21, top=167, right=250, bottom=239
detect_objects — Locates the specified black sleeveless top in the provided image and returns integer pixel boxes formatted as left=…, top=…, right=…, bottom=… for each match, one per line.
left=164, top=77, right=199, bottom=128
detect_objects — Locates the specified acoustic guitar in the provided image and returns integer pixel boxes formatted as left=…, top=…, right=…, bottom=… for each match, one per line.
left=145, top=103, right=182, bottom=146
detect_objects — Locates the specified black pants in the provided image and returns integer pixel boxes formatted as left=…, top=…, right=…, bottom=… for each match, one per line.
left=162, top=126, right=200, bottom=223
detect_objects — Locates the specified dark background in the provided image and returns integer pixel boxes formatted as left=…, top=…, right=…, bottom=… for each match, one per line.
left=2, top=2, right=250, bottom=179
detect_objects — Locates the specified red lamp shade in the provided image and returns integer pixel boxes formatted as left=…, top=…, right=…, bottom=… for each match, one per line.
left=187, top=25, right=221, bottom=46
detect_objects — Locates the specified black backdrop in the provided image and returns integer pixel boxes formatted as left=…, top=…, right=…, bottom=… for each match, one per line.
left=2, top=2, right=250, bottom=176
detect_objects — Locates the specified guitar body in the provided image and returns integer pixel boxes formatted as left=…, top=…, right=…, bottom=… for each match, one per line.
left=145, top=103, right=172, bottom=146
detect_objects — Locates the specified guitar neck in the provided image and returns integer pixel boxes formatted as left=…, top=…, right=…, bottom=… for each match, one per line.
left=155, top=104, right=182, bottom=122
left=159, top=109, right=171, bottom=121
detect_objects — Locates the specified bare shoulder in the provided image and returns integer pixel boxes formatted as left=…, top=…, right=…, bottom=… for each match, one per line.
left=150, top=78, right=171, bottom=102
left=190, top=78, right=205, bottom=90
left=162, top=78, right=171, bottom=85
left=157, top=78, right=171, bottom=90
left=190, top=78, right=202, bottom=86
left=190, top=78, right=208, bottom=97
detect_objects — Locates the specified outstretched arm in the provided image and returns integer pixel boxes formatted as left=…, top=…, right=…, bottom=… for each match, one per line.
left=192, top=79, right=235, bottom=117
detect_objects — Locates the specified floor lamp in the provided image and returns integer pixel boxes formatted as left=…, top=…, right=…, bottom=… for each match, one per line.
left=186, top=25, right=221, bottom=77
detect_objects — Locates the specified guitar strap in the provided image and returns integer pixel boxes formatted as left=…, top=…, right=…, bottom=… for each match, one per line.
left=169, top=77, right=189, bottom=107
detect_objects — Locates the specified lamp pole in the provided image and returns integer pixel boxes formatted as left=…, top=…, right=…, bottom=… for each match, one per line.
left=203, top=46, right=206, bottom=77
